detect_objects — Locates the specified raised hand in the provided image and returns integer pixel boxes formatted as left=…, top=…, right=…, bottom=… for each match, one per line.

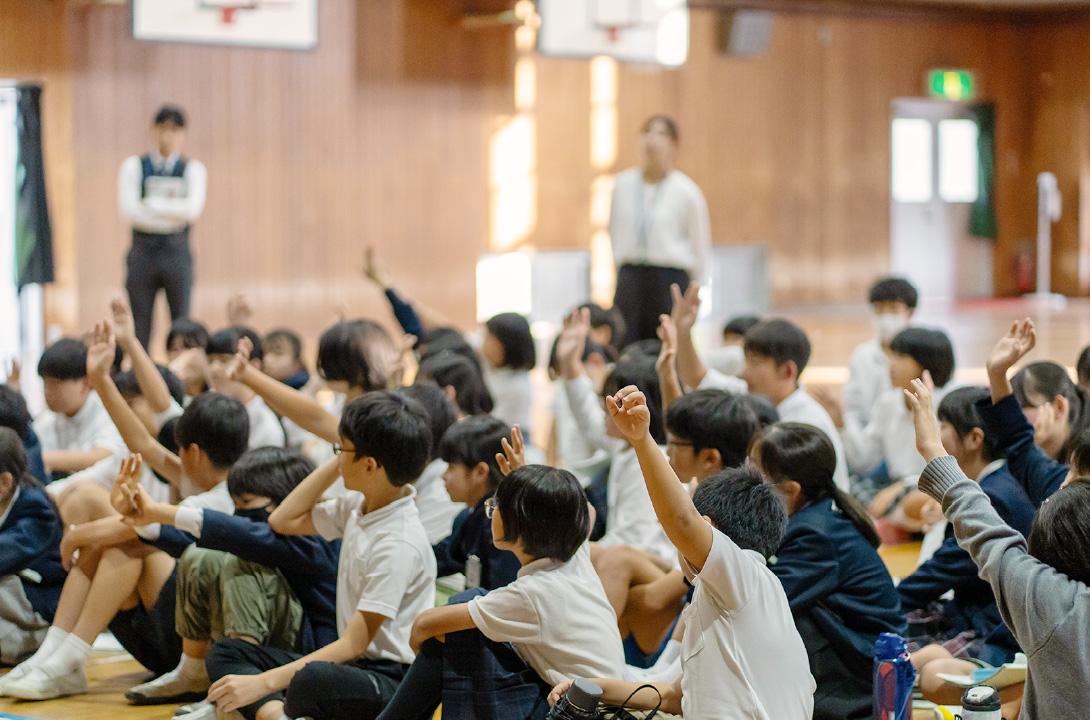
left=496, top=425, right=527, bottom=476
left=362, top=246, right=390, bottom=288
left=109, top=295, right=137, bottom=347
left=556, top=308, right=590, bottom=380
left=656, top=314, right=678, bottom=376
left=226, top=336, right=254, bottom=381
left=86, top=320, right=118, bottom=383
left=904, top=378, right=946, bottom=462
left=606, top=385, right=652, bottom=444
left=226, top=291, right=255, bottom=327
left=669, top=283, right=701, bottom=334
left=986, top=318, right=1036, bottom=376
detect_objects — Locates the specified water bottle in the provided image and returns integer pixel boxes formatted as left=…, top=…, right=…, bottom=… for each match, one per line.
left=873, top=633, right=916, bottom=720
left=961, top=686, right=1002, bottom=720
left=546, top=677, right=603, bottom=720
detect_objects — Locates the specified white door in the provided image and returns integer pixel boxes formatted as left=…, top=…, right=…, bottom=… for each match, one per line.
left=890, top=99, right=989, bottom=302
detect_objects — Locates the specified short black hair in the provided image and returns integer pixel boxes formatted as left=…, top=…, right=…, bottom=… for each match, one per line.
left=397, top=383, right=458, bottom=463
left=1078, top=346, right=1090, bottom=387
left=889, top=327, right=955, bottom=388
left=692, top=465, right=788, bottom=559
left=207, top=326, right=263, bottom=362
left=154, top=105, right=186, bottom=127
left=166, top=318, right=209, bottom=353
left=416, top=351, right=494, bottom=417
left=439, top=415, right=511, bottom=492
left=733, top=392, right=780, bottom=428
left=227, top=446, right=315, bottom=506
left=485, top=313, right=536, bottom=371
left=578, top=303, right=625, bottom=352
left=174, top=392, right=250, bottom=470
left=744, top=318, right=811, bottom=375
left=666, top=390, right=766, bottom=469
left=723, top=315, right=761, bottom=339
left=264, top=328, right=303, bottom=363
left=0, top=386, right=32, bottom=439
left=603, top=355, right=665, bottom=445
left=938, top=387, right=998, bottom=462
left=113, top=365, right=186, bottom=406
left=869, top=277, right=919, bottom=309
left=1065, top=427, right=1090, bottom=479
left=494, top=464, right=589, bottom=562
left=642, top=114, right=679, bottom=143
left=38, top=338, right=88, bottom=380
left=338, top=391, right=432, bottom=487
left=317, top=319, right=394, bottom=392
left=1028, top=479, right=1090, bottom=587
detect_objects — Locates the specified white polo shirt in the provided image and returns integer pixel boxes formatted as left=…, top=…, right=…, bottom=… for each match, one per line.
left=679, top=530, right=814, bottom=719
left=245, top=396, right=286, bottom=449
left=467, top=543, right=626, bottom=686
left=841, top=387, right=926, bottom=481
left=311, top=487, right=436, bottom=665
left=36, top=391, right=129, bottom=495
left=776, top=387, right=851, bottom=493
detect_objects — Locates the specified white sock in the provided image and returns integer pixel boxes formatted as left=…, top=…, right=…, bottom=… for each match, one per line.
left=38, top=633, right=92, bottom=676
left=177, top=653, right=208, bottom=682
left=21, top=627, right=69, bottom=669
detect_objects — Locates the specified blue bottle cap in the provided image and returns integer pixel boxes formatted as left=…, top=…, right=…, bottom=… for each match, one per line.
left=874, top=632, right=908, bottom=659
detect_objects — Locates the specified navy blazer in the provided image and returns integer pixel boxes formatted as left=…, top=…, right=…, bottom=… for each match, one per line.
left=771, top=499, right=906, bottom=667
left=433, top=496, right=520, bottom=591
left=0, top=485, right=65, bottom=621
left=142, top=512, right=341, bottom=652
left=898, top=463, right=1036, bottom=638
left=977, top=394, right=1067, bottom=507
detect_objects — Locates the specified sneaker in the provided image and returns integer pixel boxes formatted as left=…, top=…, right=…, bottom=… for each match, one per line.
left=174, top=699, right=210, bottom=716
left=127, top=667, right=209, bottom=705
left=0, top=663, right=34, bottom=695
left=2, top=664, right=87, bottom=700
left=177, top=700, right=217, bottom=720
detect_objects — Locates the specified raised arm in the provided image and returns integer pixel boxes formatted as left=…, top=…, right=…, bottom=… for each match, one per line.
left=671, top=283, right=707, bottom=391
left=609, top=386, right=712, bottom=571
left=87, top=321, right=181, bottom=484
left=111, top=296, right=173, bottom=414
left=362, top=246, right=450, bottom=332
left=986, top=318, right=1036, bottom=404
left=228, top=337, right=340, bottom=443
left=268, top=457, right=340, bottom=536
left=656, top=314, right=683, bottom=412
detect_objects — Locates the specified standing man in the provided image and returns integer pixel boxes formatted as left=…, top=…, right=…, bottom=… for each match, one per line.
left=118, top=105, right=207, bottom=349
left=609, top=115, right=711, bottom=348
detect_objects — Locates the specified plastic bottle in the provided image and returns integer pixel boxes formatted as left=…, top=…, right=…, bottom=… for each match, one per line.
left=873, top=632, right=916, bottom=720
left=961, top=685, right=1002, bottom=720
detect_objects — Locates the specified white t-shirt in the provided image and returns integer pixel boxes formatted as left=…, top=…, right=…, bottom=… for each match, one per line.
left=776, top=388, right=851, bottom=493
left=548, top=383, right=609, bottom=485
left=597, top=446, right=676, bottom=566
left=486, top=368, right=534, bottom=436
left=679, top=530, right=814, bottom=719
left=246, top=396, right=286, bottom=449
left=467, top=543, right=626, bottom=686
left=413, top=459, right=464, bottom=545
left=36, top=391, right=129, bottom=495
left=311, top=487, right=436, bottom=665
left=609, top=168, right=712, bottom=280
left=696, top=367, right=748, bottom=395
left=843, top=339, right=890, bottom=427
left=840, top=387, right=926, bottom=481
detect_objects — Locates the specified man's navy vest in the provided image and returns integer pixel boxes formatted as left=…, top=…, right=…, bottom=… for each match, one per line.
left=135, top=154, right=190, bottom=241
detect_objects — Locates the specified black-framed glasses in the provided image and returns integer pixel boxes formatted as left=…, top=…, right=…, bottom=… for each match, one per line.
left=484, top=497, right=497, bottom=519
left=332, top=443, right=343, bottom=455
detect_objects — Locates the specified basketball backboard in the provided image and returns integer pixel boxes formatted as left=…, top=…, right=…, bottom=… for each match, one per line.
left=132, top=0, right=318, bottom=50
left=537, top=0, right=689, bottom=66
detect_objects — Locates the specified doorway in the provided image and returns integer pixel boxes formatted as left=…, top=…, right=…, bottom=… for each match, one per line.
left=890, top=98, right=991, bottom=302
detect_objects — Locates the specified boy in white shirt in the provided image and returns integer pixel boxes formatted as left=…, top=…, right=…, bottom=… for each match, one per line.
left=204, top=328, right=286, bottom=450
left=203, top=392, right=436, bottom=720
left=375, top=463, right=626, bottom=719
left=548, top=386, right=814, bottom=719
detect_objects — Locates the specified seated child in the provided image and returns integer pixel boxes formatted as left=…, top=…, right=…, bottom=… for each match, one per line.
left=0, top=385, right=48, bottom=484
left=702, top=314, right=760, bottom=378
left=433, top=415, right=521, bottom=591
left=262, top=328, right=311, bottom=391
left=376, top=464, right=627, bottom=720
left=33, top=338, right=128, bottom=497
left=843, top=277, right=917, bottom=427
left=905, top=375, right=1090, bottom=717
left=549, top=386, right=814, bottom=718
left=415, top=351, right=494, bottom=418
left=480, top=312, right=537, bottom=440
left=205, top=328, right=286, bottom=450
left=0, top=428, right=65, bottom=667
left=900, top=387, right=1036, bottom=662
left=545, top=328, right=613, bottom=481
left=579, top=301, right=625, bottom=357
left=751, top=422, right=905, bottom=720
left=115, top=446, right=340, bottom=708
left=202, top=392, right=436, bottom=720
left=397, top=383, right=463, bottom=544
left=165, top=318, right=210, bottom=400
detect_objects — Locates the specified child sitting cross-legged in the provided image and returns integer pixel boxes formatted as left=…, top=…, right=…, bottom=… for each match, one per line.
left=202, top=391, right=437, bottom=720
left=375, top=462, right=626, bottom=720
left=548, top=386, right=815, bottom=718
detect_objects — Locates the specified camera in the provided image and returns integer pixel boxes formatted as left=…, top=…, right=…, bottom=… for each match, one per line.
left=547, top=677, right=603, bottom=720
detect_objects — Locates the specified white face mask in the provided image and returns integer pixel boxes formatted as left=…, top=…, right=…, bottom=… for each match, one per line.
left=704, top=344, right=746, bottom=377
left=873, top=313, right=911, bottom=343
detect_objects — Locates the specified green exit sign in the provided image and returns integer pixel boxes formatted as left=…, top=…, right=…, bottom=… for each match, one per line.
left=928, top=70, right=975, bottom=101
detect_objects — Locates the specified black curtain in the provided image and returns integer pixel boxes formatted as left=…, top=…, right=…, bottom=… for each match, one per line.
left=969, top=102, right=997, bottom=240
left=14, top=84, right=54, bottom=288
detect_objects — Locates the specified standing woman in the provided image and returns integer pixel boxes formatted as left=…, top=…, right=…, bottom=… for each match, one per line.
left=609, top=115, right=711, bottom=348
left=118, top=105, right=207, bottom=349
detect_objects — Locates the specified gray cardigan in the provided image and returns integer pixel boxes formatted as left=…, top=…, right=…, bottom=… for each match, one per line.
left=919, top=455, right=1089, bottom=719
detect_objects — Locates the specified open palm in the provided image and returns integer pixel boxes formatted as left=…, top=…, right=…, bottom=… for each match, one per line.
left=986, top=318, right=1036, bottom=374
left=86, top=321, right=117, bottom=381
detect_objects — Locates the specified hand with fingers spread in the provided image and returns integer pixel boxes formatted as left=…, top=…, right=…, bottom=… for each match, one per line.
left=904, top=377, right=946, bottom=463
left=110, top=454, right=144, bottom=519
left=227, top=336, right=254, bottom=382
left=669, top=282, right=701, bottom=335
left=109, top=295, right=137, bottom=348
left=496, top=425, right=527, bottom=476
left=557, top=308, right=591, bottom=380
left=86, top=320, right=118, bottom=383
left=606, top=386, right=652, bottom=444
left=987, top=318, right=1037, bottom=377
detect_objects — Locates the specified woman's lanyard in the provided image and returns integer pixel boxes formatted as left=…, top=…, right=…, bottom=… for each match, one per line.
left=636, top=172, right=669, bottom=256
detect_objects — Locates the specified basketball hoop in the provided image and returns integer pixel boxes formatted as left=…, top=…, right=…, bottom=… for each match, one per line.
left=207, top=0, right=258, bottom=24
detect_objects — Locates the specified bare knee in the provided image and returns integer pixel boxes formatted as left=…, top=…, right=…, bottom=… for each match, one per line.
left=911, top=643, right=953, bottom=671
left=58, top=480, right=115, bottom=525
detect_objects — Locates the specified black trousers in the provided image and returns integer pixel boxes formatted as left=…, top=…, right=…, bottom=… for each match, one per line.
left=126, top=229, right=193, bottom=349
left=205, top=637, right=407, bottom=720
left=612, top=264, right=691, bottom=349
